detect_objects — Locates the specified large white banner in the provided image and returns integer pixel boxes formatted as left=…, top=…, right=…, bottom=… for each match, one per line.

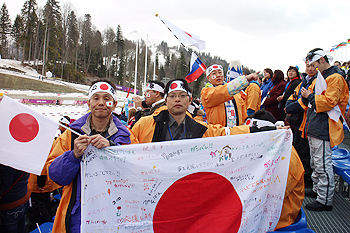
left=81, top=129, right=293, bottom=233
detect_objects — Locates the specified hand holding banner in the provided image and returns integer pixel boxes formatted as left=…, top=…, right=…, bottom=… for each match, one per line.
left=81, top=129, right=293, bottom=232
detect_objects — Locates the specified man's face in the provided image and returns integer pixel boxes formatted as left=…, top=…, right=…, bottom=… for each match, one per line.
left=144, top=90, right=158, bottom=106
left=88, top=92, right=116, bottom=119
left=305, top=61, right=317, bottom=77
left=334, top=62, right=341, bottom=68
left=207, top=69, right=224, bottom=86
left=165, top=90, right=191, bottom=117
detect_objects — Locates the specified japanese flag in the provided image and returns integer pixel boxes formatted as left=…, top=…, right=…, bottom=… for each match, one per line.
left=158, top=15, right=206, bottom=50
left=81, top=129, right=292, bottom=233
left=0, top=95, right=58, bottom=175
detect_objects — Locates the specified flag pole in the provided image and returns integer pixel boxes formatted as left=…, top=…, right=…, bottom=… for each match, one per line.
left=155, top=13, right=206, bottom=72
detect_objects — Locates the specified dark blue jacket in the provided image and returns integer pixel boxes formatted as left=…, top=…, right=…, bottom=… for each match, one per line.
left=0, top=165, right=29, bottom=205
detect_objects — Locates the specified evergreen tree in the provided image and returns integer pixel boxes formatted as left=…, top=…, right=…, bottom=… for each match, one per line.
left=176, top=51, right=188, bottom=79
left=67, top=10, right=79, bottom=72
left=90, top=30, right=103, bottom=77
left=20, top=0, right=38, bottom=61
left=42, top=0, right=62, bottom=74
left=80, top=14, right=92, bottom=74
left=104, top=26, right=116, bottom=79
left=60, top=3, right=73, bottom=80
left=31, top=7, right=44, bottom=69
left=159, top=65, right=165, bottom=80
left=155, top=52, right=159, bottom=80
left=117, top=52, right=125, bottom=85
left=12, top=15, right=24, bottom=59
left=0, top=3, right=11, bottom=58
left=165, top=54, right=170, bottom=68
left=116, top=24, right=124, bottom=57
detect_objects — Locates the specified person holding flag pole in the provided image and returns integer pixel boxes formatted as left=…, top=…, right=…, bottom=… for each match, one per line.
left=301, top=48, right=349, bottom=212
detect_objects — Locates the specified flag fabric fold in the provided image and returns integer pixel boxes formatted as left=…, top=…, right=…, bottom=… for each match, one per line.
left=0, top=95, right=58, bottom=175
left=158, top=16, right=206, bottom=50
left=185, top=52, right=206, bottom=83
left=314, top=70, right=341, bottom=122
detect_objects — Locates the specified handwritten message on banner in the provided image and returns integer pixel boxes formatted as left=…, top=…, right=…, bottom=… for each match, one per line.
left=81, top=129, right=293, bottom=233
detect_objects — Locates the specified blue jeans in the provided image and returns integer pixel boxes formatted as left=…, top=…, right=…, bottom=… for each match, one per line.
left=0, top=201, right=29, bottom=233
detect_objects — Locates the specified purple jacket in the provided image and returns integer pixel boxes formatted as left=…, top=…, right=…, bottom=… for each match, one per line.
left=49, top=113, right=131, bottom=232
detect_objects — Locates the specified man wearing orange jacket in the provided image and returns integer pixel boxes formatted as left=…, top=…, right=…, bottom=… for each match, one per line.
left=47, top=80, right=132, bottom=232
left=201, top=63, right=259, bottom=127
left=301, top=48, right=349, bottom=211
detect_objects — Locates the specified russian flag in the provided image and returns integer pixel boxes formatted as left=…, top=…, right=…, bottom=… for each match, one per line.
left=185, top=52, right=206, bottom=83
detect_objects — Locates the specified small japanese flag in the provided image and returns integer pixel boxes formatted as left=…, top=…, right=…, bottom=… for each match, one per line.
left=106, top=101, right=113, bottom=107
left=0, top=95, right=58, bottom=175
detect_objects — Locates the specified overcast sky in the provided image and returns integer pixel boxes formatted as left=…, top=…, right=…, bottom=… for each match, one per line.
left=5, top=0, right=350, bottom=74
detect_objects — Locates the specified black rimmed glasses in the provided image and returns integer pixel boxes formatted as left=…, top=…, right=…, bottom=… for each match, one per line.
left=167, top=93, right=189, bottom=99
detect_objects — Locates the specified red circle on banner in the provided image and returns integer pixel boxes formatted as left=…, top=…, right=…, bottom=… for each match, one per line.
left=170, top=83, right=178, bottom=89
left=246, top=119, right=251, bottom=125
left=9, top=113, right=39, bottom=142
left=213, top=65, right=218, bottom=68
left=100, top=84, right=109, bottom=90
left=153, top=172, right=242, bottom=233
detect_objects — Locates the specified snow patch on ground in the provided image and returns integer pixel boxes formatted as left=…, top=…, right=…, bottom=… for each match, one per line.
left=0, top=58, right=140, bottom=101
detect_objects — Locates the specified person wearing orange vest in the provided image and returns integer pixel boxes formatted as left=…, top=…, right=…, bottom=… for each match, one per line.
left=27, top=138, right=63, bottom=231
left=243, top=68, right=261, bottom=116
left=244, top=110, right=304, bottom=230
left=201, top=62, right=259, bottom=127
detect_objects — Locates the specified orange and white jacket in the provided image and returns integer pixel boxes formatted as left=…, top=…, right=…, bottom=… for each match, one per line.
left=201, top=77, right=249, bottom=126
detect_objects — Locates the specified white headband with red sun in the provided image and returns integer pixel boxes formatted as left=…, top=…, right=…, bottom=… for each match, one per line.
left=88, top=82, right=116, bottom=101
left=165, top=81, right=192, bottom=98
left=206, top=64, right=223, bottom=77
left=144, top=82, right=164, bottom=93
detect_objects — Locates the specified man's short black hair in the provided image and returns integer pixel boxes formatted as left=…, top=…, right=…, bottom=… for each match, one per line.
left=90, top=79, right=117, bottom=92
left=147, top=80, right=165, bottom=97
left=249, top=109, right=276, bottom=123
left=164, top=78, right=192, bottom=96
